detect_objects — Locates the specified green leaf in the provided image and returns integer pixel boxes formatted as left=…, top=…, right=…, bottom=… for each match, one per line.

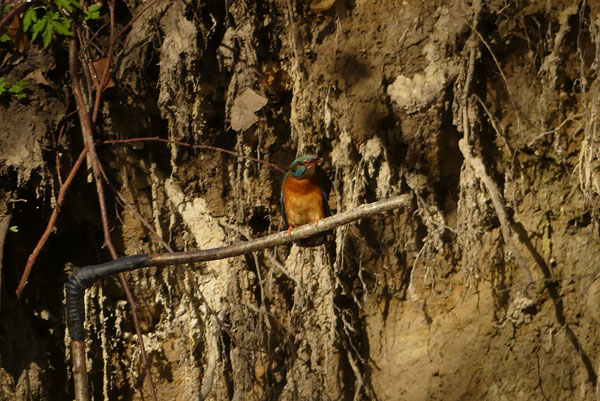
left=9, top=80, right=28, bottom=93
left=23, top=7, right=37, bottom=32
left=0, top=32, right=10, bottom=42
left=55, top=0, right=81, bottom=13
left=50, top=18, right=71, bottom=36
left=47, top=10, right=60, bottom=21
left=9, top=226, right=18, bottom=233
left=31, top=16, right=48, bottom=41
left=55, top=0, right=73, bottom=13
left=0, top=77, right=7, bottom=95
left=70, top=0, right=83, bottom=10
left=0, top=80, right=28, bottom=99
left=42, top=24, right=53, bottom=48
left=84, top=3, right=101, bottom=21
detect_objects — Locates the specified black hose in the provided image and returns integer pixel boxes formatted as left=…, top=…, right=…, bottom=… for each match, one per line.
left=65, top=254, right=148, bottom=341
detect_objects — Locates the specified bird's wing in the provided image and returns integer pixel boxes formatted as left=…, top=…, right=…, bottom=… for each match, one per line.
left=322, top=186, right=331, bottom=217
left=280, top=172, right=289, bottom=228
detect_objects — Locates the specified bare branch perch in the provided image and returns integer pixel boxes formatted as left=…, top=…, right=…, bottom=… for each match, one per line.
left=66, top=194, right=411, bottom=342
left=147, top=194, right=410, bottom=266
left=66, top=194, right=410, bottom=400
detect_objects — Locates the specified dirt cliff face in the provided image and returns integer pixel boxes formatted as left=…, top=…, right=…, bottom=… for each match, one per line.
left=1, top=0, right=600, bottom=400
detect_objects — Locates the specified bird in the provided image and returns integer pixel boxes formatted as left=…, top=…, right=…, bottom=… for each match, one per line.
left=280, top=155, right=330, bottom=246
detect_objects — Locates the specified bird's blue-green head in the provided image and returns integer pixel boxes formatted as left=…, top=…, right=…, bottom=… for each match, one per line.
left=288, top=155, right=321, bottom=179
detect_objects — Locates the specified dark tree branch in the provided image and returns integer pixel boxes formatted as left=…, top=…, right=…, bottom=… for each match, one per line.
left=112, top=0, right=162, bottom=45
left=69, top=36, right=158, bottom=401
left=15, top=148, right=88, bottom=298
left=91, top=0, right=115, bottom=122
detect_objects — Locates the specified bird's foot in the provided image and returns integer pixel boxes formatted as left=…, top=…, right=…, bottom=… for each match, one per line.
left=287, top=226, right=294, bottom=235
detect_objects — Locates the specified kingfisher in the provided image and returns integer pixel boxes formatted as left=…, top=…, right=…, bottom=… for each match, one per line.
left=280, top=155, right=330, bottom=246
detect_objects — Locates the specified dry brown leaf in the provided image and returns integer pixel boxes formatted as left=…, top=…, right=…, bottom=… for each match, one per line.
left=90, top=58, right=115, bottom=91
left=230, top=88, right=268, bottom=132
left=24, top=69, right=51, bottom=87
left=6, top=15, right=30, bottom=53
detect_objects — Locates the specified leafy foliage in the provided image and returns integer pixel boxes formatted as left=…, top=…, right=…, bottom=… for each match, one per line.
left=24, top=7, right=72, bottom=48
left=18, top=0, right=100, bottom=48
left=1, top=1, right=101, bottom=49
left=0, top=5, right=12, bottom=42
left=9, top=80, right=28, bottom=99
left=84, top=4, right=102, bottom=22
left=54, top=0, right=82, bottom=14
left=22, top=7, right=37, bottom=33
left=0, top=77, right=28, bottom=99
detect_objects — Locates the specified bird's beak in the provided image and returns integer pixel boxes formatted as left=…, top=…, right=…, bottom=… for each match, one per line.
left=307, top=159, right=321, bottom=167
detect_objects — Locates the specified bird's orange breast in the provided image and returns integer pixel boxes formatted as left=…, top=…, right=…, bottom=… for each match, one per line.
left=283, top=176, right=325, bottom=228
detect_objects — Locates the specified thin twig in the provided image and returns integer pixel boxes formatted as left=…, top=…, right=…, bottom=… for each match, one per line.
left=473, top=94, right=514, bottom=156
left=469, top=22, right=525, bottom=133
left=91, top=0, right=115, bottom=122
left=112, top=0, right=162, bottom=45
left=55, top=123, right=68, bottom=186
left=469, top=24, right=513, bottom=101
left=527, top=112, right=585, bottom=148
left=101, top=136, right=286, bottom=173
left=285, top=0, right=301, bottom=70
left=100, top=168, right=171, bottom=251
left=79, top=21, right=109, bottom=54
left=15, top=148, right=89, bottom=297
left=75, top=28, right=94, bottom=104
